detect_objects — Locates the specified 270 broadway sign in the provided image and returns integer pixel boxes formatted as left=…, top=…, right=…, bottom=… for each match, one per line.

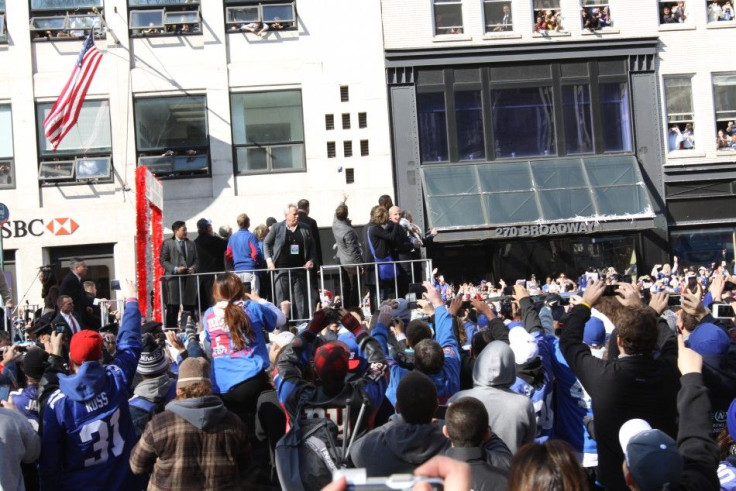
left=494, top=222, right=598, bottom=238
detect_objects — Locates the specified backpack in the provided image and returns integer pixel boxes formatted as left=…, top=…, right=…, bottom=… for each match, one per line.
left=129, top=396, right=166, bottom=438
left=275, top=391, right=369, bottom=491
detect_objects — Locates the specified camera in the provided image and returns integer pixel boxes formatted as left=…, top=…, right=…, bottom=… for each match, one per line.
left=323, top=308, right=343, bottom=326
left=602, top=285, right=619, bottom=297
left=335, top=469, right=444, bottom=490
left=712, top=303, right=735, bottom=319
left=54, top=322, right=66, bottom=334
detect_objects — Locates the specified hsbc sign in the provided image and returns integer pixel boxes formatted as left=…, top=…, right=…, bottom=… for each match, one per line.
left=1, top=217, right=79, bottom=239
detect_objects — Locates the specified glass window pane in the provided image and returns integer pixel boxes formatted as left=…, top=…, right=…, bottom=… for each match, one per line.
left=478, top=162, right=531, bottom=192
left=236, top=147, right=268, bottom=172
left=0, top=1, right=5, bottom=11
left=538, top=189, right=595, bottom=220
left=664, top=77, right=693, bottom=116
left=129, top=0, right=197, bottom=5
left=490, top=64, right=551, bottom=82
left=271, top=144, right=304, bottom=170
left=423, top=165, right=478, bottom=195
left=455, top=91, right=485, bottom=161
left=31, top=17, right=67, bottom=30
left=531, top=159, right=587, bottom=189
left=533, top=0, right=560, bottom=7
left=173, top=154, right=207, bottom=172
left=484, top=1, right=513, bottom=32
left=417, top=92, right=449, bottom=163
left=32, top=0, right=102, bottom=11
left=492, top=86, right=556, bottom=158
left=599, top=83, right=632, bottom=152
left=134, top=96, right=208, bottom=152
left=76, top=157, right=110, bottom=179
left=584, top=156, right=639, bottom=186
left=0, top=161, right=12, bottom=188
left=708, top=1, right=734, bottom=22
left=434, top=1, right=463, bottom=35
left=562, top=84, right=593, bottom=154
left=592, top=186, right=650, bottom=216
left=231, top=90, right=304, bottom=145
left=227, top=7, right=259, bottom=23
left=37, top=100, right=111, bottom=156
left=0, top=105, right=13, bottom=158
left=671, top=228, right=734, bottom=266
left=714, top=74, right=736, bottom=120
left=165, top=12, right=199, bottom=24
left=427, top=195, right=485, bottom=227
left=486, top=191, right=539, bottom=224
left=262, top=4, right=295, bottom=23
left=130, top=10, right=164, bottom=28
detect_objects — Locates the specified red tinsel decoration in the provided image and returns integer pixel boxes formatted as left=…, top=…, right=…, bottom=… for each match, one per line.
left=151, top=205, right=163, bottom=322
left=135, top=167, right=148, bottom=317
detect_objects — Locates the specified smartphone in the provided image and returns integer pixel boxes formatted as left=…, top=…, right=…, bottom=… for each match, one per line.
left=712, top=303, right=736, bottom=319
left=461, top=300, right=472, bottom=310
left=502, top=286, right=514, bottom=296
left=586, top=272, right=599, bottom=283
left=687, top=276, right=697, bottom=291
left=408, top=283, right=427, bottom=296
left=111, top=279, right=121, bottom=290
left=515, top=279, right=526, bottom=286
left=15, top=346, right=27, bottom=353
left=243, top=282, right=252, bottom=294
left=668, top=295, right=681, bottom=307
left=602, top=285, right=619, bottom=296
left=405, top=292, right=417, bottom=310
left=179, top=311, right=191, bottom=328
left=54, top=323, right=65, bottom=334
left=724, top=281, right=736, bottom=292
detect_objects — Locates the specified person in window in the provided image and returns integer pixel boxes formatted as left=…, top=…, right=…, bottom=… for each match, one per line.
left=680, top=123, right=695, bottom=149
left=722, top=1, right=734, bottom=20
left=718, top=130, right=730, bottom=149
left=534, top=14, right=546, bottom=32
left=709, top=1, right=723, bottom=21
left=494, top=4, right=512, bottom=31
left=662, top=6, right=677, bottom=23
left=673, top=1, right=687, bottom=22
left=600, top=6, right=612, bottom=27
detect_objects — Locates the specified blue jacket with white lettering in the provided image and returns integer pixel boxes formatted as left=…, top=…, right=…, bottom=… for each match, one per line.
left=39, top=299, right=142, bottom=491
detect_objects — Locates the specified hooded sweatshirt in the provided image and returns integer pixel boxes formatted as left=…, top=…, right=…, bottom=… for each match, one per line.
left=129, top=374, right=177, bottom=437
left=449, top=341, right=536, bottom=454
left=350, top=417, right=450, bottom=477
left=129, top=395, right=249, bottom=491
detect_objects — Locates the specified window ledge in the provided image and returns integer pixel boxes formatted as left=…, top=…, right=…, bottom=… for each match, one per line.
left=666, top=150, right=706, bottom=160
left=707, top=21, right=736, bottom=29
left=432, top=34, right=472, bottom=42
left=581, top=28, right=620, bottom=35
left=532, top=30, right=571, bottom=38
left=716, top=150, right=736, bottom=156
left=483, top=32, right=522, bottom=40
left=658, top=23, right=696, bottom=31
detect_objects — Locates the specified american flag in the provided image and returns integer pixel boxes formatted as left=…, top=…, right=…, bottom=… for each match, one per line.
left=43, top=30, right=103, bottom=151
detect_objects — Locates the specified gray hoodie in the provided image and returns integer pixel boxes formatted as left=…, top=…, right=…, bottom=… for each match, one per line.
left=449, top=341, right=536, bottom=453
left=165, top=395, right=229, bottom=431
left=133, top=374, right=174, bottom=402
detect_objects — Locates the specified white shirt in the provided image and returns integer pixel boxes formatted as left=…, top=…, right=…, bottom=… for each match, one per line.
left=61, top=312, right=81, bottom=333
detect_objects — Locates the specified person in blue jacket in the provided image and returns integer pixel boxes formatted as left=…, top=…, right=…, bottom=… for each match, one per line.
left=39, top=279, right=142, bottom=491
left=373, top=280, right=461, bottom=407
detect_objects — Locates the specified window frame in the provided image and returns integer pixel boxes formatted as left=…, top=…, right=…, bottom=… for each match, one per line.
left=712, top=72, right=736, bottom=152
left=133, top=94, right=211, bottom=180
left=128, top=1, right=202, bottom=37
left=707, top=0, right=736, bottom=24
left=29, top=11, right=105, bottom=41
left=36, top=99, right=113, bottom=186
left=433, top=0, right=464, bottom=36
left=483, top=0, right=513, bottom=33
left=663, top=75, right=696, bottom=153
left=580, top=0, right=613, bottom=31
left=658, top=0, right=689, bottom=25
left=224, top=1, right=297, bottom=33
left=532, top=0, right=564, bottom=32
left=0, top=103, right=13, bottom=189
left=414, top=61, right=633, bottom=165
left=230, top=89, right=306, bottom=175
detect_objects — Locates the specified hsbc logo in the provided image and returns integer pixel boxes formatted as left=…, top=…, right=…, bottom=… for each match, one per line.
left=1, top=217, right=79, bottom=239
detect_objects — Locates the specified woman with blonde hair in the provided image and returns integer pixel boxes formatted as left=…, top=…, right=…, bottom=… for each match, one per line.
left=202, top=273, right=285, bottom=424
left=508, top=440, right=588, bottom=491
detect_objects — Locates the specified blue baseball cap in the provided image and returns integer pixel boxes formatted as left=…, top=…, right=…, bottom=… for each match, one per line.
left=477, top=314, right=489, bottom=329
left=583, top=317, right=606, bottom=347
left=687, top=323, right=731, bottom=356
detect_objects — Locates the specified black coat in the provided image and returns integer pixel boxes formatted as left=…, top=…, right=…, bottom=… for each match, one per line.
left=560, top=305, right=680, bottom=491
left=194, top=233, right=227, bottom=274
left=444, top=447, right=508, bottom=491
left=298, top=211, right=322, bottom=266
left=59, top=272, right=93, bottom=319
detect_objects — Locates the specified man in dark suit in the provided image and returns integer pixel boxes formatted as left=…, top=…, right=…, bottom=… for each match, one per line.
left=194, top=218, right=227, bottom=313
left=59, top=258, right=105, bottom=322
left=297, top=199, right=322, bottom=267
left=160, top=221, right=200, bottom=328
left=264, top=203, right=318, bottom=321
left=52, top=295, right=87, bottom=354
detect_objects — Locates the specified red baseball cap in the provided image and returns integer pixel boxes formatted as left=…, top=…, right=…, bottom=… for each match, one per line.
left=69, top=330, right=103, bottom=365
left=313, top=341, right=349, bottom=385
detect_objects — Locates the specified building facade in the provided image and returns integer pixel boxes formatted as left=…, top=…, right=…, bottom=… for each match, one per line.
left=381, top=0, right=716, bottom=282
left=0, top=0, right=392, bottom=307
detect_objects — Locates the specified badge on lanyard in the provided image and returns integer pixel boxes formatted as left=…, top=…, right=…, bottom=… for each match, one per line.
left=290, top=244, right=299, bottom=255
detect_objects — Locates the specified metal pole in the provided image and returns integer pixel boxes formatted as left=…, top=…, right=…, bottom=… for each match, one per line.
left=306, top=268, right=313, bottom=319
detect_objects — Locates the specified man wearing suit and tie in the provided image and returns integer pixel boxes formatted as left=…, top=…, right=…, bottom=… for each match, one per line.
left=494, top=4, right=512, bottom=31
left=264, top=203, right=318, bottom=321
left=59, top=258, right=105, bottom=322
left=160, top=221, right=200, bottom=328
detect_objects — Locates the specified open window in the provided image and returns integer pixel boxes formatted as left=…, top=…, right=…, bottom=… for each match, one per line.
left=707, top=1, right=735, bottom=23
left=663, top=76, right=696, bottom=152
left=128, top=0, right=201, bottom=37
left=134, top=95, right=210, bottom=178
left=483, top=1, right=513, bottom=32
left=0, top=104, right=14, bottom=189
left=230, top=90, right=305, bottom=174
left=36, top=99, right=112, bottom=185
left=533, top=0, right=564, bottom=32
left=29, top=0, right=104, bottom=41
left=225, top=1, right=297, bottom=33
left=714, top=73, right=736, bottom=152
left=581, top=0, right=613, bottom=31
left=658, top=0, right=688, bottom=24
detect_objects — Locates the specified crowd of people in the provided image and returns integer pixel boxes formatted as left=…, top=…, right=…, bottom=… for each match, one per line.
left=533, top=8, right=564, bottom=33
left=661, top=1, right=688, bottom=23
left=580, top=6, right=612, bottom=32
left=708, top=0, right=735, bottom=22
left=1, top=195, right=735, bottom=490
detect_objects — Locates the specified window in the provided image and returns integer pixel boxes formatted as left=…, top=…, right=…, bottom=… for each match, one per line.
left=344, top=141, right=353, bottom=157
left=0, top=1, right=6, bottom=43
left=224, top=1, right=296, bottom=33
left=342, top=113, right=351, bottom=129
left=30, top=0, right=104, bottom=41
left=36, top=99, right=112, bottom=184
left=433, top=0, right=463, bottom=35
left=663, top=77, right=695, bottom=152
left=325, top=114, right=334, bottom=130
left=533, top=0, right=563, bottom=32
left=358, top=112, right=367, bottom=128
left=415, top=61, right=633, bottom=164
left=128, top=0, right=201, bottom=37
left=360, top=139, right=369, bottom=156
left=0, top=104, right=14, bottom=189
left=340, top=85, right=349, bottom=102
left=714, top=73, right=736, bottom=151
left=345, top=167, right=355, bottom=184
left=231, top=90, right=305, bottom=174
left=581, top=0, right=612, bottom=31
left=484, top=1, right=513, bottom=32
left=658, top=0, right=687, bottom=24
left=134, top=95, right=209, bottom=178
left=327, top=141, right=336, bottom=158
left=708, top=1, right=735, bottom=22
